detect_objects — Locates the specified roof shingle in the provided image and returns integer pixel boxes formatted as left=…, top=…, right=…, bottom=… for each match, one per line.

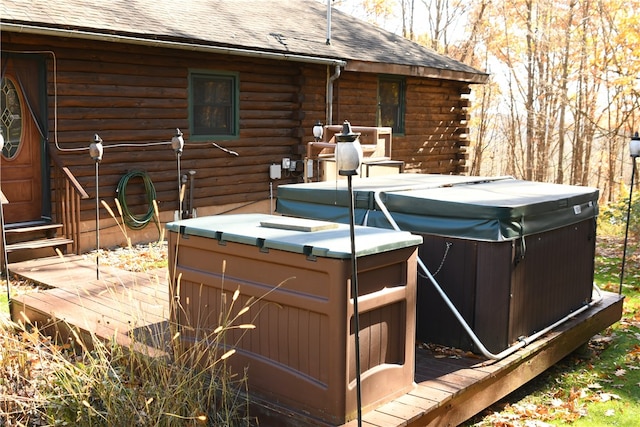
left=0, top=0, right=487, bottom=81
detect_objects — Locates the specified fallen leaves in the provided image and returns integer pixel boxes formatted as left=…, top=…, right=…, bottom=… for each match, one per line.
left=627, top=344, right=640, bottom=362
left=91, top=242, right=168, bottom=272
left=614, top=368, right=627, bottom=377
left=597, top=392, right=621, bottom=402
left=418, top=342, right=481, bottom=359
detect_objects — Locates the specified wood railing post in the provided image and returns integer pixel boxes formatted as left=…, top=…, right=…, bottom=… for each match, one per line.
left=49, top=152, right=89, bottom=254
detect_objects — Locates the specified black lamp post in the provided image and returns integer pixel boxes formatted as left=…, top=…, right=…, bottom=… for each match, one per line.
left=336, top=120, right=364, bottom=426
left=171, top=129, right=185, bottom=219
left=621, top=132, right=640, bottom=293
left=90, top=133, right=104, bottom=280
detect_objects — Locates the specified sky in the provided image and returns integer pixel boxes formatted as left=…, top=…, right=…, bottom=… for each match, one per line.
left=316, top=0, right=470, bottom=47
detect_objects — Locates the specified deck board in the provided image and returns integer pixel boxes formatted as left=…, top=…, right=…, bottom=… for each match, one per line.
left=10, top=255, right=170, bottom=357
left=8, top=255, right=624, bottom=427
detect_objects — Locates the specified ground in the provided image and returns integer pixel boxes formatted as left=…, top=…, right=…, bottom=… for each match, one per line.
left=1, top=235, right=637, bottom=426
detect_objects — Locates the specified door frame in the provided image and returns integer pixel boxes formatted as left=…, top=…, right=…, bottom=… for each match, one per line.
left=1, top=52, right=50, bottom=224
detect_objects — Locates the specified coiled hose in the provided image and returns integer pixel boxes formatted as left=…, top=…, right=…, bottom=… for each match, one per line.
left=116, top=170, right=158, bottom=230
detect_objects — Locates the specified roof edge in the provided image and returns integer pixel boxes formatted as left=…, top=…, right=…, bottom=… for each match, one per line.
left=345, top=60, right=489, bottom=84
left=0, top=22, right=348, bottom=67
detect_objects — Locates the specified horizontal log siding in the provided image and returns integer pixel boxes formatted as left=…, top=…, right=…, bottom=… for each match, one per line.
left=3, top=31, right=473, bottom=234
left=2, top=33, right=309, bottom=222
left=334, top=72, right=470, bottom=174
left=298, top=65, right=327, bottom=153
left=334, top=73, right=378, bottom=127
left=400, top=77, right=471, bottom=174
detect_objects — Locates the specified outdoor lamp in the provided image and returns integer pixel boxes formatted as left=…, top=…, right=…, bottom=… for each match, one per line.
left=89, top=133, right=103, bottom=162
left=336, top=120, right=363, bottom=175
left=621, top=131, right=640, bottom=293
left=171, top=128, right=184, bottom=154
left=171, top=129, right=185, bottom=216
left=89, top=133, right=103, bottom=280
left=313, top=120, right=324, bottom=142
left=337, top=119, right=364, bottom=425
left=630, top=132, right=640, bottom=158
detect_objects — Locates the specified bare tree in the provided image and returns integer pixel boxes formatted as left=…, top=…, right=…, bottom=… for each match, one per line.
left=399, top=0, right=416, bottom=39
left=420, top=0, right=468, bottom=54
left=335, top=0, right=640, bottom=199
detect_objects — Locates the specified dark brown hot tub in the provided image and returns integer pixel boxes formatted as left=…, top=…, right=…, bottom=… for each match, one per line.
left=276, top=174, right=599, bottom=354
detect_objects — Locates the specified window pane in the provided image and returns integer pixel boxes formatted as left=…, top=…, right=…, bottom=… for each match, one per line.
left=191, top=73, right=236, bottom=137
left=380, top=81, right=400, bottom=105
left=380, top=105, right=399, bottom=128
left=378, top=77, right=405, bottom=134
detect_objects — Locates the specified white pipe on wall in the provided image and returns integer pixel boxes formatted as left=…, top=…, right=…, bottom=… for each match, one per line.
left=326, top=65, right=341, bottom=126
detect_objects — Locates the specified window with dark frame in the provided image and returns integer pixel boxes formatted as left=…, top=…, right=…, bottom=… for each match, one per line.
left=378, top=76, right=405, bottom=134
left=189, top=71, right=238, bottom=139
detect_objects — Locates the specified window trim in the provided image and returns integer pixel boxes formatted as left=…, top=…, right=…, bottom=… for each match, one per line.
left=1, top=76, right=25, bottom=160
left=377, top=75, right=406, bottom=135
left=188, top=69, right=240, bottom=141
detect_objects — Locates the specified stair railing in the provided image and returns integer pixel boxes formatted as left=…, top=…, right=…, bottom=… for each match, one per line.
left=49, top=150, right=89, bottom=254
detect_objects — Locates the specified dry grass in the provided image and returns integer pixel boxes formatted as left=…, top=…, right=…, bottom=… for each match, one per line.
left=0, top=258, right=257, bottom=426
left=0, top=198, right=257, bottom=426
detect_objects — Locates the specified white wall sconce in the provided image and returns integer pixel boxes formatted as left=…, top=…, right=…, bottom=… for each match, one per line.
left=313, top=120, right=324, bottom=142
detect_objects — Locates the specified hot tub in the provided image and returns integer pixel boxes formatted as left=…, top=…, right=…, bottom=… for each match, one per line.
left=276, top=175, right=599, bottom=354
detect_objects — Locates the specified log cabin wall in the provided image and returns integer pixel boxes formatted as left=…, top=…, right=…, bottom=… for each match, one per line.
left=2, top=31, right=472, bottom=251
left=401, top=77, right=471, bottom=174
left=2, top=33, right=319, bottom=250
left=331, top=72, right=471, bottom=174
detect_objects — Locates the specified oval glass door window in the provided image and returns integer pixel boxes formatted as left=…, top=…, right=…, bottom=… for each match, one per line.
left=1, top=77, right=23, bottom=160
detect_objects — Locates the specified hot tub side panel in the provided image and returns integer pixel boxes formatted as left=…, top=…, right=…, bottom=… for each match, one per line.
left=416, top=219, right=596, bottom=354
left=508, top=218, right=596, bottom=342
left=417, top=235, right=512, bottom=354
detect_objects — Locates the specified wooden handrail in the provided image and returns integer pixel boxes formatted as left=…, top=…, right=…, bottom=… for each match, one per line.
left=61, top=166, right=89, bottom=199
left=49, top=150, right=89, bottom=254
left=49, top=149, right=89, bottom=199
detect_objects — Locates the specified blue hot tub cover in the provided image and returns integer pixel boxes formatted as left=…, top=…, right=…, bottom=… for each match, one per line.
left=276, top=175, right=599, bottom=241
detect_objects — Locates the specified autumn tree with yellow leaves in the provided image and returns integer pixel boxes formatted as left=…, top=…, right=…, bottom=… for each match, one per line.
left=333, top=0, right=640, bottom=200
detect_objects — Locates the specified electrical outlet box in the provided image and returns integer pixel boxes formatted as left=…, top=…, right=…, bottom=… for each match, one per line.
left=282, top=158, right=291, bottom=170
left=270, top=163, right=282, bottom=180
left=306, top=159, right=314, bottom=178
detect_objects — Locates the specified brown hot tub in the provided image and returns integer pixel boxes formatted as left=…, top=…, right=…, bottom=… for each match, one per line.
left=166, top=214, right=421, bottom=424
left=276, top=174, right=599, bottom=354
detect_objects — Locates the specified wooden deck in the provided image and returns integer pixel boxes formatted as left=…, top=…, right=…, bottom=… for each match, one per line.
left=9, top=255, right=170, bottom=357
left=8, top=255, right=624, bottom=427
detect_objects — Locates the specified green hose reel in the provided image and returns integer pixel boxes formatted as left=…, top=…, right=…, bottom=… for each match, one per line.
left=116, top=170, right=158, bottom=231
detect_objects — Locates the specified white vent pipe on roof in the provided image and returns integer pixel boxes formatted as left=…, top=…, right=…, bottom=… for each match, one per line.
left=326, top=0, right=331, bottom=45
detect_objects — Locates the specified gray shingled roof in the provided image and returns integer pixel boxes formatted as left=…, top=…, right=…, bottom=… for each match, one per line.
left=1, top=0, right=487, bottom=82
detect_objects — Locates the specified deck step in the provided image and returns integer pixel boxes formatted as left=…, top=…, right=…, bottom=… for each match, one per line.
left=5, top=237, right=73, bottom=253
left=5, top=222, right=64, bottom=237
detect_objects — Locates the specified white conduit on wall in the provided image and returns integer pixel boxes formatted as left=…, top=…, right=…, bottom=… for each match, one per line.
left=326, top=65, right=341, bottom=126
left=370, top=190, right=604, bottom=361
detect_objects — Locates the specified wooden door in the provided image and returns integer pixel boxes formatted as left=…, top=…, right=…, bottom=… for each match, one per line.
left=1, top=60, right=43, bottom=224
